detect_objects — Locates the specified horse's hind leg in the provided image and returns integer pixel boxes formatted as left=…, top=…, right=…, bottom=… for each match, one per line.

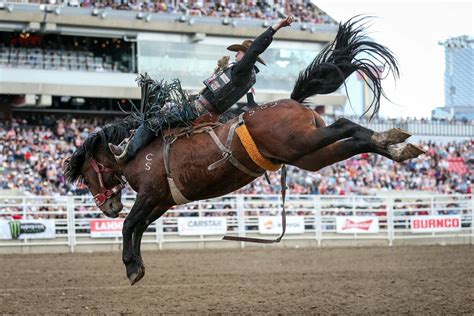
left=328, top=118, right=411, bottom=146
left=293, top=137, right=424, bottom=172
left=294, top=138, right=371, bottom=171
left=372, top=128, right=411, bottom=148
left=293, top=118, right=410, bottom=160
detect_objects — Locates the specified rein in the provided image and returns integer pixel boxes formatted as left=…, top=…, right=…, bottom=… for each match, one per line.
left=222, top=165, right=287, bottom=243
left=89, top=158, right=127, bottom=207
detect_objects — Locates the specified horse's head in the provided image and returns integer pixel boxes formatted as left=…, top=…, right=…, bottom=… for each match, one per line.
left=64, top=120, right=138, bottom=217
left=79, top=154, right=126, bottom=217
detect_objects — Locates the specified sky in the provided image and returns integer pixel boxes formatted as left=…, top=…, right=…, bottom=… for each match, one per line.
left=313, top=0, right=473, bottom=118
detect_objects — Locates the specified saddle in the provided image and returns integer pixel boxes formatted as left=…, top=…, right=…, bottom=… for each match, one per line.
left=192, top=111, right=220, bottom=126
left=161, top=111, right=221, bottom=139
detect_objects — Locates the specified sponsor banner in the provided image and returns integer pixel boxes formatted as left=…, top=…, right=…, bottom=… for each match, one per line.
left=336, top=216, right=379, bottom=233
left=178, top=217, right=227, bottom=236
left=258, top=216, right=305, bottom=235
left=0, top=219, right=56, bottom=240
left=90, top=219, right=124, bottom=238
left=411, top=215, right=461, bottom=233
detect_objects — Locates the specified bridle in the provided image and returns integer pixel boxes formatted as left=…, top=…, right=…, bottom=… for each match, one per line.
left=88, top=158, right=127, bottom=207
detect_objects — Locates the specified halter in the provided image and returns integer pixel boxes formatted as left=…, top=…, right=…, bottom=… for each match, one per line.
left=88, top=158, right=127, bottom=207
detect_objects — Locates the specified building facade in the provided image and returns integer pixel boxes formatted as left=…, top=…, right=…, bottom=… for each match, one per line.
left=433, top=36, right=474, bottom=120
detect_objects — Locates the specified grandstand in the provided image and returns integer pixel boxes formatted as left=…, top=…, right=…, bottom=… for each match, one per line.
left=0, top=1, right=341, bottom=115
left=0, top=115, right=472, bottom=197
left=0, top=1, right=473, bottom=252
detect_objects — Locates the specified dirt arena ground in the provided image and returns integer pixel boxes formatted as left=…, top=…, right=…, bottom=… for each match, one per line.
left=0, top=245, right=472, bottom=314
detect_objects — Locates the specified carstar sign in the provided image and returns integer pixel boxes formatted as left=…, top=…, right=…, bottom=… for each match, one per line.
left=178, top=217, right=227, bottom=236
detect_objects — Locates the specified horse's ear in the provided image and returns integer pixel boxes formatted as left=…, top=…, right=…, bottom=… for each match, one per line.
left=61, top=157, right=71, bottom=170
left=62, top=156, right=75, bottom=183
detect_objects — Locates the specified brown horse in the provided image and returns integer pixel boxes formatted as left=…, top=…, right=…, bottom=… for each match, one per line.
left=64, top=17, right=424, bottom=285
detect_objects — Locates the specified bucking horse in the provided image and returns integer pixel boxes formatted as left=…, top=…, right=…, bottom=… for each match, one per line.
left=64, top=17, right=425, bottom=285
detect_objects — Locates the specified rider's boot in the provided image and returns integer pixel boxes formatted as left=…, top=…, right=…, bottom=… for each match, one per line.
left=109, top=124, right=154, bottom=164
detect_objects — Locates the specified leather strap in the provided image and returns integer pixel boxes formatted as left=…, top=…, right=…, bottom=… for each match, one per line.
left=163, top=138, right=192, bottom=205
left=167, top=177, right=191, bottom=205
left=207, top=118, right=263, bottom=178
left=223, top=165, right=287, bottom=243
left=88, top=158, right=127, bottom=207
left=235, top=123, right=281, bottom=172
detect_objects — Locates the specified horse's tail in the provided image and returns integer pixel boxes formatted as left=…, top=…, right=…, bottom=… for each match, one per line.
left=290, top=16, right=399, bottom=119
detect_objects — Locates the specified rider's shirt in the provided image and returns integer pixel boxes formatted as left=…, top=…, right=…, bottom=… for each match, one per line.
left=202, top=64, right=257, bottom=113
left=201, top=27, right=276, bottom=114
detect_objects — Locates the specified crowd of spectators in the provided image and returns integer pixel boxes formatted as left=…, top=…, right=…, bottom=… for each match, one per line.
left=58, top=0, right=335, bottom=24
left=0, top=116, right=100, bottom=196
left=1, top=115, right=472, bottom=198
left=235, top=141, right=473, bottom=195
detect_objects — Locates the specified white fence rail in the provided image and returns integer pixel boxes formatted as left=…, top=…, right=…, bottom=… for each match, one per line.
left=0, top=194, right=472, bottom=251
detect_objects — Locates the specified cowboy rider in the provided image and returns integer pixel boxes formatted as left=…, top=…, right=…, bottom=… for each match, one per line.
left=109, top=15, right=294, bottom=163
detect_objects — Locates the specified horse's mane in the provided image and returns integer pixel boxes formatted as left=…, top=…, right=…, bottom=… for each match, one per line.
left=64, top=117, right=140, bottom=183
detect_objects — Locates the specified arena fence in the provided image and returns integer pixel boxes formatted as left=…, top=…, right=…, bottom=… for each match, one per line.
left=0, top=194, right=472, bottom=252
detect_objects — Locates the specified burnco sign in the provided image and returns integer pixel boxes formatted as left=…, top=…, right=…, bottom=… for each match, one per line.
left=411, top=215, right=461, bottom=233
left=336, top=217, right=379, bottom=233
left=178, top=217, right=227, bottom=236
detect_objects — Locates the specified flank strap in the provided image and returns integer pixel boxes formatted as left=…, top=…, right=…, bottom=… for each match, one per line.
left=235, top=122, right=281, bottom=172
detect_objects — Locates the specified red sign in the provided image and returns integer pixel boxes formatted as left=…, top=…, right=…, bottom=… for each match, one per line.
left=90, top=219, right=124, bottom=238
left=336, top=217, right=379, bottom=233
left=411, top=216, right=461, bottom=233
left=342, top=219, right=373, bottom=231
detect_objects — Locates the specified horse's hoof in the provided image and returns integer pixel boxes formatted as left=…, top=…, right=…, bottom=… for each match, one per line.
left=372, top=128, right=411, bottom=147
left=388, top=143, right=425, bottom=162
left=128, top=267, right=145, bottom=286
left=126, top=261, right=146, bottom=285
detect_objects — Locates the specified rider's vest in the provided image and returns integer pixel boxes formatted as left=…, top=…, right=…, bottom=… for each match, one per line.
left=202, top=65, right=257, bottom=114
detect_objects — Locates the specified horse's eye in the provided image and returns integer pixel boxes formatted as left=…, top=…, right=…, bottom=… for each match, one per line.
left=83, top=179, right=90, bottom=185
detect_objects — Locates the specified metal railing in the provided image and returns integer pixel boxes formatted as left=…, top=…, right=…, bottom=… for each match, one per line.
left=0, top=193, right=472, bottom=251
left=323, top=117, right=474, bottom=138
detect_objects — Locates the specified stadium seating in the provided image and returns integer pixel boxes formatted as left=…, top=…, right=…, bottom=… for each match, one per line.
left=0, top=45, right=121, bottom=72
left=0, top=116, right=472, bottom=197
left=73, top=0, right=335, bottom=25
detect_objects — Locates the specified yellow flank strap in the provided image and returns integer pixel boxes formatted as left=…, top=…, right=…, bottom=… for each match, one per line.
left=235, top=124, right=281, bottom=172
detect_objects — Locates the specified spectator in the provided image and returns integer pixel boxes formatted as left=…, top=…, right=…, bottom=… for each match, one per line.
left=0, top=115, right=472, bottom=197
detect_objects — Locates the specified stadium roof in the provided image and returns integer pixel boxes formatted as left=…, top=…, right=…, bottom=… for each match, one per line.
left=439, top=35, right=474, bottom=48
left=0, top=3, right=338, bottom=43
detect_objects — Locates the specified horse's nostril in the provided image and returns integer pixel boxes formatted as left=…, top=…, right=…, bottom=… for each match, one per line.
left=108, top=201, right=113, bottom=209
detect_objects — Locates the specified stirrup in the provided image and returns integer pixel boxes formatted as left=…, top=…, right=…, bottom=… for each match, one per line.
left=109, top=140, right=130, bottom=161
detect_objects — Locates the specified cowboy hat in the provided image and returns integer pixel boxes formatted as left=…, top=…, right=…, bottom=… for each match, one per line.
left=227, top=39, right=266, bottom=65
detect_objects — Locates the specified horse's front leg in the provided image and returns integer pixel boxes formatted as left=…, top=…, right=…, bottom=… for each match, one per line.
left=128, top=207, right=169, bottom=285
left=122, top=197, right=150, bottom=284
